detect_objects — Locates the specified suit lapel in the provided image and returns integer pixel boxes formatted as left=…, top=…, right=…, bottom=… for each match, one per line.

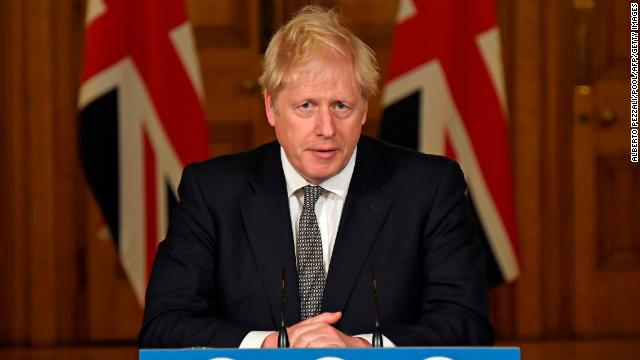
left=322, top=137, right=392, bottom=314
left=238, top=143, right=301, bottom=327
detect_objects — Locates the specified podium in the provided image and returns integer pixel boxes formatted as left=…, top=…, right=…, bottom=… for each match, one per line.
left=140, top=347, right=520, bottom=359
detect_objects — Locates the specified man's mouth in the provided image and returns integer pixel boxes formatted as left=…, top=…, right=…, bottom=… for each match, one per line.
left=309, top=148, right=338, bottom=159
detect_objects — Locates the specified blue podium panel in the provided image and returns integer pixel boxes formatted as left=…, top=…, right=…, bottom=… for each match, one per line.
left=140, top=347, right=520, bottom=360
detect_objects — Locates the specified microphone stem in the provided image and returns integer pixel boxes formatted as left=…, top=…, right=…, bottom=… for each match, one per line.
left=278, top=267, right=290, bottom=348
left=371, top=268, right=383, bottom=348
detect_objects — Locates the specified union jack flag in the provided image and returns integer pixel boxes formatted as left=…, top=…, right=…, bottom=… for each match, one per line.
left=78, top=0, right=210, bottom=304
left=380, top=0, right=520, bottom=284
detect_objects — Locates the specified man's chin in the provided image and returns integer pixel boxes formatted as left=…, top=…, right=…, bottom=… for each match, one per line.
left=303, top=167, right=340, bottom=185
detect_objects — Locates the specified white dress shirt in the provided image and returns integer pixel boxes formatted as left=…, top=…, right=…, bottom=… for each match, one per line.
left=239, top=147, right=394, bottom=348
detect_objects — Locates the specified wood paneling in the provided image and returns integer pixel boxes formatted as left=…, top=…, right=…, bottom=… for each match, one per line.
left=49, top=0, right=86, bottom=345
left=189, top=1, right=252, bottom=48
left=209, top=122, right=253, bottom=157
left=0, top=346, right=137, bottom=360
left=25, top=0, right=59, bottom=343
left=0, top=0, right=29, bottom=346
left=505, top=0, right=547, bottom=339
left=597, top=158, right=640, bottom=270
left=573, top=0, right=640, bottom=338
left=0, top=0, right=86, bottom=346
left=506, top=339, right=640, bottom=360
left=539, top=0, right=575, bottom=338
left=191, top=0, right=267, bottom=149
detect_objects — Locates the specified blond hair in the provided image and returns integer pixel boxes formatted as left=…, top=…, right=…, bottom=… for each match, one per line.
left=259, top=5, right=380, bottom=99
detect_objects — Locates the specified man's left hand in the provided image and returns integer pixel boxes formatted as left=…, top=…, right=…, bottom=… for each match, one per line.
left=287, top=312, right=371, bottom=348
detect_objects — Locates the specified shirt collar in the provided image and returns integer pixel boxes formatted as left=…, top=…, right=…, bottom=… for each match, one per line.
left=280, top=146, right=357, bottom=199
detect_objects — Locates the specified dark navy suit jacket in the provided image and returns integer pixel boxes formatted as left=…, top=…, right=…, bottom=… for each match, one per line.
left=139, top=136, right=493, bottom=347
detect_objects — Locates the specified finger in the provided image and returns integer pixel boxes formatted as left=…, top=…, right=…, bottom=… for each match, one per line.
left=298, top=312, right=341, bottom=325
left=300, top=311, right=342, bottom=325
left=324, top=311, right=342, bottom=324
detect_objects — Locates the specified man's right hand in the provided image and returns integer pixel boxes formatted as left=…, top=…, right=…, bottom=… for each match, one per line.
left=261, top=312, right=342, bottom=348
left=260, top=312, right=370, bottom=348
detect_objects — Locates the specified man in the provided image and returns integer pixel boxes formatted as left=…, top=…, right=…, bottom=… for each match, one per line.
left=139, top=6, right=493, bottom=348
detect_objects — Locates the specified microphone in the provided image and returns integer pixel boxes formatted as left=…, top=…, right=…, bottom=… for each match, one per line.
left=277, top=267, right=290, bottom=348
left=371, top=268, right=383, bottom=347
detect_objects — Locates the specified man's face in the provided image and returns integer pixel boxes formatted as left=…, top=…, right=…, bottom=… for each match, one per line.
left=265, top=56, right=367, bottom=185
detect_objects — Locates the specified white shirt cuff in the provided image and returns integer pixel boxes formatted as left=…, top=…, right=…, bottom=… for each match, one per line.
left=354, top=333, right=396, bottom=347
left=239, top=331, right=275, bottom=348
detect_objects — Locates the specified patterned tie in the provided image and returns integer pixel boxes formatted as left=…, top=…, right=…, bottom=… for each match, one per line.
left=297, top=185, right=326, bottom=320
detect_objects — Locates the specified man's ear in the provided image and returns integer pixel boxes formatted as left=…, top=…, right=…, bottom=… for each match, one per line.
left=265, top=91, right=276, bottom=127
left=361, top=101, right=368, bottom=126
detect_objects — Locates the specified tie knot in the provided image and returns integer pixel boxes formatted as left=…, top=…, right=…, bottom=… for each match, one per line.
left=302, top=185, right=324, bottom=207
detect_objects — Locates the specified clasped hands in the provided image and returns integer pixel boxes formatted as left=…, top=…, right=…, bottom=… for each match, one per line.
left=261, top=311, right=370, bottom=348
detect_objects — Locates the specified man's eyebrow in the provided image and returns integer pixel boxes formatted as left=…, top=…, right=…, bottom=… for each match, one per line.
left=335, top=97, right=358, bottom=103
left=292, top=95, right=318, bottom=102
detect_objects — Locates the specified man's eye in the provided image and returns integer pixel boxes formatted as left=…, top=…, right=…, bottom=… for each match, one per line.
left=299, top=102, right=313, bottom=110
left=335, top=102, right=348, bottom=111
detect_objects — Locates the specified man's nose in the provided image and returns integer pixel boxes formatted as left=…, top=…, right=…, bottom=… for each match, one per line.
left=315, top=107, right=336, bottom=137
